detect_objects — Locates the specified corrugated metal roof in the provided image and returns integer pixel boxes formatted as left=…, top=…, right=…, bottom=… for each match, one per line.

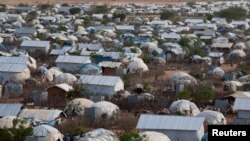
left=55, top=55, right=91, bottom=64
left=79, top=75, right=122, bottom=86
left=14, top=28, right=36, bottom=34
left=48, top=83, right=73, bottom=92
left=233, top=98, right=250, bottom=110
left=0, top=56, right=29, bottom=64
left=78, top=43, right=102, bottom=51
left=98, top=61, right=122, bottom=68
left=0, top=64, right=27, bottom=72
left=21, top=40, right=50, bottom=48
left=116, top=25, right=135, bottom=31
left=18, top=109, right=63, bottom=121
left=136, top=114, right=205, bottom=131
left=211, top=43, right=233, bottom=48
left=0, top=103, right=23, bottom=117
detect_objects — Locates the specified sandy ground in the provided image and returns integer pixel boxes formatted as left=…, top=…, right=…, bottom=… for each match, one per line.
left=0, top=0, right=208, bottom=5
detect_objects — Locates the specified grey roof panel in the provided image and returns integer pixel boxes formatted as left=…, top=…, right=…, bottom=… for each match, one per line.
left=0, top=103, right=23, bottom=117
left=136, top=114, right=205, bottom=131
left=233, top=98, right=250, bottom=110
left=0, top=64, right=27, bottom=72
left=55, top=55, right=91, bottom=64
left=79, top=75, right=121, bottom=86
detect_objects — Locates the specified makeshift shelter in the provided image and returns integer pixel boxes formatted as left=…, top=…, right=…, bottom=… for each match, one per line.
left=85, top=101, right=119, bottom=119
left=64, top=98, right=94, bottom=116
left=79, top=75, right=124, bottom=96
left=234, top=42, right=246, bottom=50
left=238, top=74, right=250, bottom=82
left=228, top=49, right=246, bottom=61
left=233, top=98, right=250, bottom=124
left=208, top=67, right=225, bottom=79
left=0, top=103, right=23, bottom=117
left=47, top=83, right=73, bottom=108
left=137, top=114, right=205, bottom=141
left=170, top=72, right=197, bottom=87
left=196, top=110, right=226, bottom=125
left=127, top=58, right=149, bottom=74
left=78, top=128, right=119, bottom=141
left=139, top=131, right=171, bottom=141
left=79, top=63, right=102, bottom=75
left=55, top=55, right=91, bottom=72
left=0, top=116, right=30, bottom=129
left=30, top=124, right=63, bottom=141
left=54, top=73, right=77, bottom=85
left=169, top=100, right=200, bottom=116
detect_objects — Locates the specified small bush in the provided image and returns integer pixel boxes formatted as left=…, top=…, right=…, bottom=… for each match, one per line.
left=142, top=54, right=152, bottom=64
left=120, top=131, right=142, bottom=141
left=160, top=10, right=176, bottom=20
left=177, top=89, right=192, bottom=99
left=69, top=7, right=81, bottom=15
left=93, top=4, right=109, bottom=14
left=216, top=7, right=247, bottom=21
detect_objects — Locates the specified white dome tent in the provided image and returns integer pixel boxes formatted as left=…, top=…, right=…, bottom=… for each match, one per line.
left=208, top=67, right=225, bottom=79
left=127, top=58, right=149, bottom=74
left=55, top=73, right=77, bottom=85
left=32, top=125, right=63, bottom=141
left=170, top=72, right=197, bottom=85
left=169, top=100, right=200, bottom=116
left=196, top=110, right=226, bottom=125
left=0, top=116, right=30, bottom=129
left=91, top=101, right=119, bottom=119
left=228, top=49, right=246, bottom=60
left=234, top=42, right=246, bottom=50
left=139, top=131, right=171, bottom=141
left=78, top=128, right=119, bottom=141
left=64, top=98, right=94, bottom=115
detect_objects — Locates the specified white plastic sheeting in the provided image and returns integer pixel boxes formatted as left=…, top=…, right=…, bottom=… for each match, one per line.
left=139, top=131, right=171, bottom=141
left=208, top=67, right=225, bottom=79
left=228, top=49, right=246, bottom=60
left=140, top=42, right=158, bottom=49
left=33, top=125, right=63, bottom=141
left=238, top=74, right=250, bottom=82
left=127, top=58, right=149, bottom=74
left=0, top=116, right=30, bottom=129
left=11, top=68, right=31, bottom=83
left=64, top=98, right=94, bottom=115
left=55, top=73, right=77, bottom=85
left=169, top=100, right=200, bottom=116
left=92, top=101, right=119, bottom=118
left=78, top=128, right=119, bottom=141
left=170, top=72, right=197, bottom=85
left=196, top=110, right=226, bottom=125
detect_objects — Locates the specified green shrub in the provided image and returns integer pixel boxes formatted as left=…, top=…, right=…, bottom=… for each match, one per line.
left=119, top=131, right=142, bottom=141
left=216, top=7, right=247, bottom=21
left=160, top=10, right=176, bottom=20
left=69, top=7, right=81, bottom=15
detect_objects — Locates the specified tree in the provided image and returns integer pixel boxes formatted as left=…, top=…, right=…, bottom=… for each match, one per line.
left=83, top=16, right=91, bottom=27
left=69, top=7, right=81, bottom=15
left=160, top=10, right=176, bottom=20
left=193, top=85, right=215, bottom=102
left=67, top=84, right=86, bottom=100
left=38, top=3, right=53, bottom=10
left=179, top=37, right=189, bottom=47
left=0, top=4, right=6, bottom=12
left=177, top=89, right=192, bottom=99
left=187, top=2, right=196, bottom=8
left=113, top=12, right=126, bottom=21
left=216, top=7, right=247, bottom=21
left=61, top=3, right=69, bottom=6
left=36, top=32, right=47, bottom=40
left=26, top=11, right=37, bottom=21
left=57, top=24, right=67, bottom=31
left=93, top=4, right=109, bottom=14
left=119, top=131, right=142, bottom=141
left=0, top=119, right=33, bottom=141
